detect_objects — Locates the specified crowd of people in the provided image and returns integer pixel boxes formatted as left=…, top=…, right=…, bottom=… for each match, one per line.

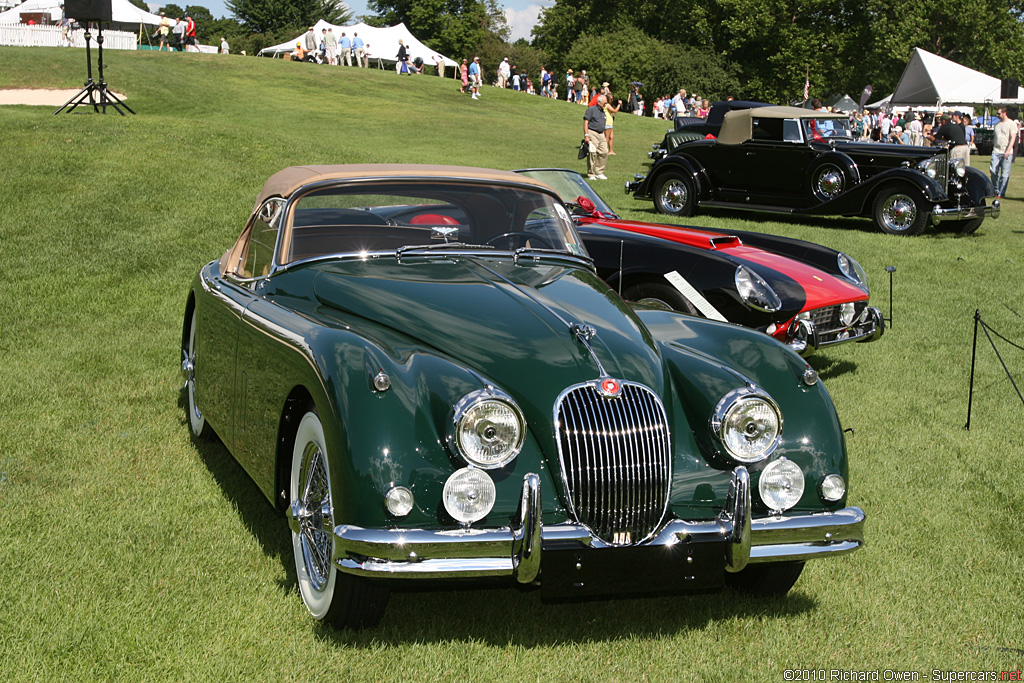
left=651, top=89, right=709, bottom=120
left=290, top=27, right=370, bottom=66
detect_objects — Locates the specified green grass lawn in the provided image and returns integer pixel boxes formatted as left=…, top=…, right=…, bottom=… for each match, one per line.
left=1, top=46, right=1022, bottom=682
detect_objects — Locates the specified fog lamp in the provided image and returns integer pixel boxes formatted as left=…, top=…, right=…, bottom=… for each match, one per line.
left=759, top=458, right=805, bottom=512
left=443, top=468, right=495, bottom=525
left=384, top=486, right=414, bottom=517
left=819, top=474, right=846, bottom=502
left=839, top=302, right=857, bottom=326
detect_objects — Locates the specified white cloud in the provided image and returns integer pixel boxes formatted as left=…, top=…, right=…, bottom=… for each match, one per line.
left=504, top=4, right=545, bottom=43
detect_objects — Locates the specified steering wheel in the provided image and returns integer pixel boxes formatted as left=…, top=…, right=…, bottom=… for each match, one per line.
left=484, top=232, right=554, bottom=250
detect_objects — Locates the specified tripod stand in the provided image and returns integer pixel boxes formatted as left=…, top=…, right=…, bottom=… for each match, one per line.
left=53, top=23, right=135, bottom=116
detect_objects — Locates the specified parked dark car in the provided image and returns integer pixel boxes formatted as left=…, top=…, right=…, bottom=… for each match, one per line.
left=182, top=164, right=865, bottom=629
left=629, top=105, right=1000, bottom=235
left=649, top=101, right=773, bottom=161
left=517, top=168, right=883, bottom=356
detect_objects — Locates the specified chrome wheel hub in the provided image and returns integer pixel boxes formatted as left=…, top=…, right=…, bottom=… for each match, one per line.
left=881, top=194, right=917, bottom=231
left=816, top=168, right=844, bottom=199
left=295, top=443, right=333, bottom=592
left=661, top=180, right=688, bottom=212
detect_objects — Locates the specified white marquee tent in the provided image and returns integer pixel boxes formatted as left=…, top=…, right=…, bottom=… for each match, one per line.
left=258, top=20, right=457, bottom=69
left=888, top=47, right=1024, bottom=107
left=0, top=0, right=165, bottom=27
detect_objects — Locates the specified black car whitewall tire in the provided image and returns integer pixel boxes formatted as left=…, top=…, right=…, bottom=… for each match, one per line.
left=653, top=171, right=697, bottom=216
left=624, top=282, right=700, bottom=317
left=185, top=309, right=210, bottom=439
left=290, top=409, right=389, bottom=628
left=872, top=185, right=928, bottom=236
left=725, top=561, right=805, bottom=596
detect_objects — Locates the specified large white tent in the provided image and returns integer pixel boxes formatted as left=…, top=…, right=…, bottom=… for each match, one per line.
left=889, top=47, right=1024, bottom=107
left=0, top=0, right=165, bottom=27
left=258, top=20, right=457, bottom=69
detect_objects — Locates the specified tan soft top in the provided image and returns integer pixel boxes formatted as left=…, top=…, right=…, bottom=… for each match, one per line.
left=717, top=106, right=847, bottom=145
left=253, top=164, right=553, bottom=209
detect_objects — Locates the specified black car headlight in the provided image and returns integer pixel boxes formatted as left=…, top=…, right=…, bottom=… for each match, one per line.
left=711, top=387, right=783, bottom=463
left=837, top=253, right=868, bottom=291
left=448, top=388, right=525, bottom=469
left=916, top=156, right=940, bottom=178
left=735, top=265, right=782, bottom=312
left=950, top=157, right=967, bottom=177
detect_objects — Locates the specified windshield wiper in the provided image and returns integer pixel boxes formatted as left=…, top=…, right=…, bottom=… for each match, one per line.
left=395, top=242, right=495, bottom=263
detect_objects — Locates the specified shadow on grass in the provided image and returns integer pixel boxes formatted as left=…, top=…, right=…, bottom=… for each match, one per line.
left=178, top=389, right=296, bottom=589
left=808, top=354, right=858, bottom=381
left=178, top=390, right=818, bottom=646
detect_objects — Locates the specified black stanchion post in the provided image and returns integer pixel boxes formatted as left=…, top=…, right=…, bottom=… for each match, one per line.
left=965, top=309, right=980, bottom=430
left=885, top=266, right=896, bottom=329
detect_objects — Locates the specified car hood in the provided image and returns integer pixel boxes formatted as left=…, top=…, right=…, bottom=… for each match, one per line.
left=309, top=256, right=666, bottom=396
left=579, top=217, right=868, bottom=310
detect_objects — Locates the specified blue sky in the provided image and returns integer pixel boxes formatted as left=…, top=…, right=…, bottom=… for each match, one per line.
left=176, top=0, right=552, bottom=42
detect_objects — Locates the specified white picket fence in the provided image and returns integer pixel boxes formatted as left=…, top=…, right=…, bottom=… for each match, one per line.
left=0, top=23, right=137, bottom=49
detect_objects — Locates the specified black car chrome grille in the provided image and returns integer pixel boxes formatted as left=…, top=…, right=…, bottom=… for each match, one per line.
left=808, top=303, right=864, bottom=343
left=936, top=149, right=949, bottom=189
left=555, top=381, right=671, bottom=546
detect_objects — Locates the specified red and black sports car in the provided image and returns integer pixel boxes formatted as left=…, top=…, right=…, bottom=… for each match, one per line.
left=516, top=168, right=884, bottom=356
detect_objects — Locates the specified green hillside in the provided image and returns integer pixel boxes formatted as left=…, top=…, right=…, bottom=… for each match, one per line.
left=1, top=47, right=1022, bottom=681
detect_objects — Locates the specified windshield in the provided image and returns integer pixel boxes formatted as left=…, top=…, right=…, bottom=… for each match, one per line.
left=803, top=117, right=854, bottom=141
left=515, top=169, right=618, bottom=217
left=279, top=180, right=585, bottom=265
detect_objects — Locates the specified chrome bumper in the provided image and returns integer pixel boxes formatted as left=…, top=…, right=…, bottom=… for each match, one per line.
left=296, top=471, right=865, bottom=582
left=785, top=306, right=885, bottom=356
left=931, top=198, right=1000, bottom=224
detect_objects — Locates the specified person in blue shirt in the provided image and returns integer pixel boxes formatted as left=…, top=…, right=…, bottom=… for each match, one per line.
left=339, top=32, right=352, bottom=66
left=469, top=57, right=482, bottom=99
left=352, top=33, right=365, bottom=67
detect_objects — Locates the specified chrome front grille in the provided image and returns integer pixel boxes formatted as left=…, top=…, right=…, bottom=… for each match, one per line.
left=554, top=381, right=671, bottom=545
left=808, top=303, right=864, bottom=343
left=936, top=149, right=949, bottom=189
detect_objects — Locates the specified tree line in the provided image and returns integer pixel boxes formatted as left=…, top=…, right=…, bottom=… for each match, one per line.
left=148, top=0, right=1024, bottom=107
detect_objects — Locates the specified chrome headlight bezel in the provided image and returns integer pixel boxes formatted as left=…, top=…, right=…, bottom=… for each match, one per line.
left=447, top=387, right=526, bottom=469
left=836, top=252, right=868, bottom=291
left=916, top=156, right=940, bottom=178
left=711, top=386, right=784, bottom=464
left=950, top=157, right=967, bottom=177
left=759, top=457, right=805, bottom=512
left=735, top=265, right=782, bottom=313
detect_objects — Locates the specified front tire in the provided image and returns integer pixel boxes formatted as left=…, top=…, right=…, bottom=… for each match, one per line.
left=184, top=309, right=211, bottom=439
left=290, top=409, right=389, bottom=629
left=653, top=171, right=696, bottom=216
left=725, top=562, right=805, bottom=597
left=623, top=281, right=700, bottom=317
left=946, top=217, right=984, bottom=234
left=872, top=185, right=928, bottom=236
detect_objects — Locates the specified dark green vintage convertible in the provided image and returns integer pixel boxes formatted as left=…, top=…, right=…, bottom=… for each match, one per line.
left=181, top=165, right=865, bottom=628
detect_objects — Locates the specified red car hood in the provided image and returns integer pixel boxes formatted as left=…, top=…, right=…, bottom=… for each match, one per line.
left=581, top=217, right=868, bottom=310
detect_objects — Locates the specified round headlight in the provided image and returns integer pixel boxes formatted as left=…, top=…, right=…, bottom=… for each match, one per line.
left=839, top=302, right=857, bottom=326
left=916, top=157, right=939, bottom=178
left=712, top=387, right=783, bottom=463
left=759, top=458, right=805, bottom=512
left=449, top=389, right=525, bottom=469
left=443, top=468, right=496, bottom=524
left=735, top=265, right=782, bottom=313
left=836, top=253, right=868, bottom=290
left=951, top=157, right=967, bottom=177
left=819, top=474, right=846, bottom=502
left=384, top=486, right=414, bottom=517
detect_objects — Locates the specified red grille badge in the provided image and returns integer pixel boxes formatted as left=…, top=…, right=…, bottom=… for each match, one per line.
left=599, top=378, right=622, bottom=397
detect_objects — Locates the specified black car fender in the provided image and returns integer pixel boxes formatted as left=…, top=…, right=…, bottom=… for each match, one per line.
left=804, top=167, right=945, bottom=217
left=963, top=165, right=994, bottom=205
left=637, top=154, right=710, bottom=200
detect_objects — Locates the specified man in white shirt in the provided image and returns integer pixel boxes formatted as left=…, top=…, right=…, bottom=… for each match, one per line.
left=990, top=106, right=1018, bottom=198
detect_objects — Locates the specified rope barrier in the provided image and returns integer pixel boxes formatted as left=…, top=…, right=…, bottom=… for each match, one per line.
left=965, top=309, right=1023, bottom=430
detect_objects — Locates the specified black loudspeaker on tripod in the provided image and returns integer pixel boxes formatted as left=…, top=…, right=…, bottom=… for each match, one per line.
left=1001, top=78, right=1019, bottom=99
left=53, top=0, right=135, bottom=116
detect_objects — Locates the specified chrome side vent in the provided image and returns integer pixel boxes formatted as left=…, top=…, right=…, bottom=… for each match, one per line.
left=554, top=381, right=672, bottom=545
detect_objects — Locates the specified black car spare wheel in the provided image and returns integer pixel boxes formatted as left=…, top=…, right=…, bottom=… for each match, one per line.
left=290, top=408, right=389, bottom=629
left=872, top=185, right=928, bottom=236
left=811, top=162, right=847, bottom=202
left=624, top=282, right=700, bottom=317
left=653, top=171, right=696, bottom=216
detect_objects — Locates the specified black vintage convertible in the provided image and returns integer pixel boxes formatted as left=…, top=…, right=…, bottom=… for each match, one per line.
left=628, top=105, right=1000, bottom=236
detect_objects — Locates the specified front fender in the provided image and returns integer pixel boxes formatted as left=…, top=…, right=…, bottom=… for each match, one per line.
left=635, top=154, right=709, bottom=201
left=807, top=167, right=945, bottom=217
left=963, top=165, right=995, bottom=204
